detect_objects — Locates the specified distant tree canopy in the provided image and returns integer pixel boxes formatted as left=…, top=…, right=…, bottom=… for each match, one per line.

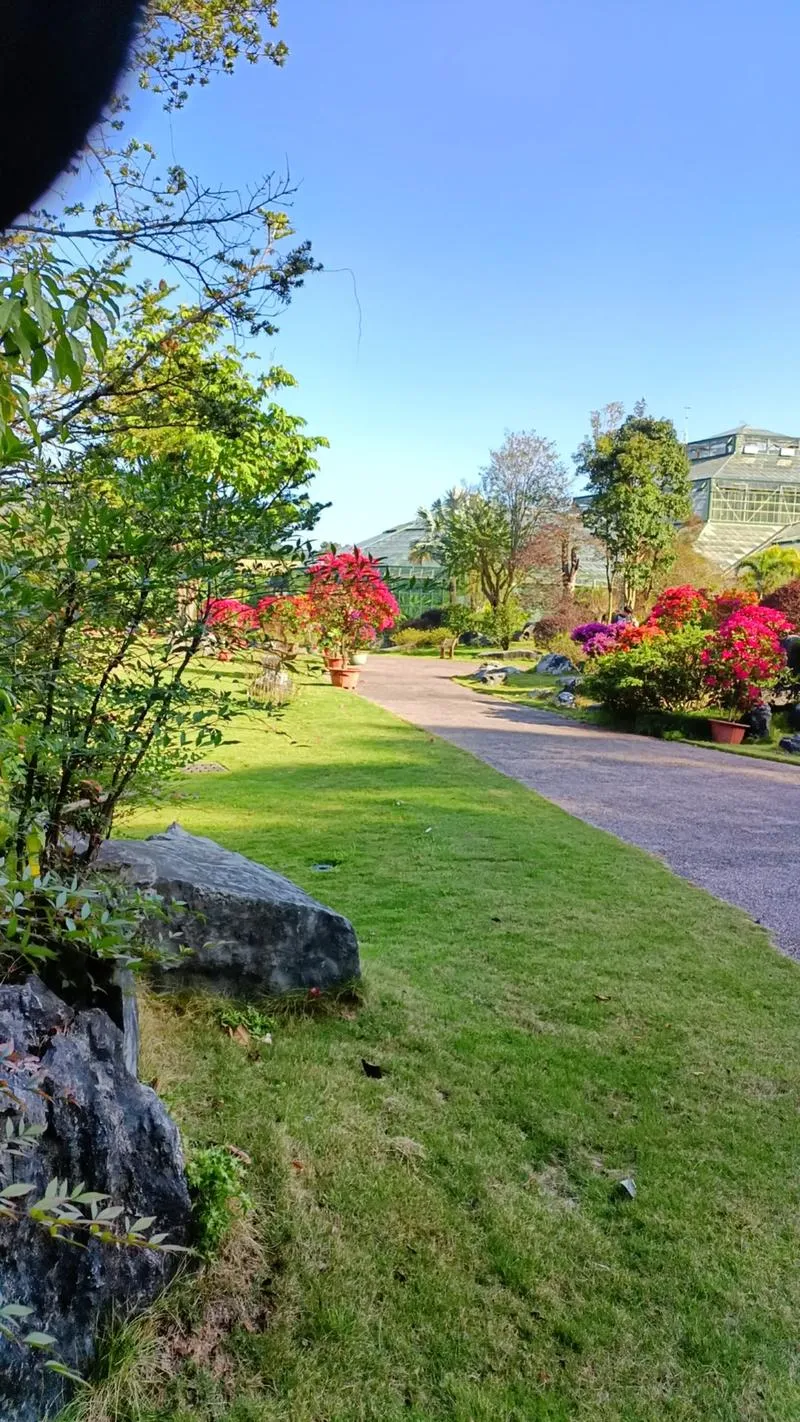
left=738, top=545, right=800, bottom=597
left=575, top=401, right=692, bottom=613
left=415, top=430, right=573, bottom=613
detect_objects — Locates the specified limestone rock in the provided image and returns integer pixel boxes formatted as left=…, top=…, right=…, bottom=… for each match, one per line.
left=536, top=653, right=576, bottom=676
left=0, top=977, right=189, bottom=1422
left=98, top=823, right=360, bottom=997
left=746, top=703, right=772, bottom=740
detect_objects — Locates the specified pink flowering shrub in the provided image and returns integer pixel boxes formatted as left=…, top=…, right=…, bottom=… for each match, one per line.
left=307, top=549, right=399, bottom=661
left=204, top=597, right=258, bottom=654
left=701, top=606, right=792, bottom=715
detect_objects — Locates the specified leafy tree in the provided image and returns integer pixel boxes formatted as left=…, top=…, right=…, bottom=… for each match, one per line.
left=0, top=0, right=316, bottom=465
left=416, top=431, right=572, bottom=616
left=738, top=545, right=800, bottom=597
left=1, top=313, right=325, bottom=871
left=576, top=401, right=692, bottom=616
left=480, top=599, right=527, bottom=650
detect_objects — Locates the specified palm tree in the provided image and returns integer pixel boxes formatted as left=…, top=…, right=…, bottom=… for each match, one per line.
left=738, top=545, right=800, bottom=597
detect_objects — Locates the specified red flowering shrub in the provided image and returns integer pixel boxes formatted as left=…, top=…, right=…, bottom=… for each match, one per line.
left=257, top=593, right=313, bottom=650
left=649, top=585, right=709, bottom=631
left=307, top=549, right=399, bottom=660
left=701, top=606, right=792, bottom=714
left=762, top=578, right=800, bottom=631
left=613, top=621, right=664, bottom=650
left=204, top=597, right=258, bottom=653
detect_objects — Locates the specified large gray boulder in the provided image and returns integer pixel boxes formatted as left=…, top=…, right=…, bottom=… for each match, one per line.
left=0, top=977, right=190, bottom=1422
left=536, top=652, right=577, bottom=675
left=98, top=823, right=360, bottom=997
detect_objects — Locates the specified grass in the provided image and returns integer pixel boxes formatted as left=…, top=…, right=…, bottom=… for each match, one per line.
left=72, top=670, right=800, bottom=1421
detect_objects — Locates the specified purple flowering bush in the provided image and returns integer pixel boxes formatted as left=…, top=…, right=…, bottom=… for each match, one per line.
left=571, top=621, right=620, bottom=657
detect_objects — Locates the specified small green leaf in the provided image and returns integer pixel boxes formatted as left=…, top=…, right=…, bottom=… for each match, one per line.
left=22, top=1330, right=56, bottom=1349
left=0, top=1182, right=36, bottom=1199
left=89, top=320, right=108, bottom=362
left=30, top=346, right=48, bottom=383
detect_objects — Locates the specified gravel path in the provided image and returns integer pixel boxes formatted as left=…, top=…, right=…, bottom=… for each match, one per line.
left=360, top=655, right=800, bottom=959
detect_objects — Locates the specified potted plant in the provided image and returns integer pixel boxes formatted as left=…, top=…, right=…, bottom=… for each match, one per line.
left=307, top=548, right=399, bottom=688
left=701, top=605, right=791, bottom=744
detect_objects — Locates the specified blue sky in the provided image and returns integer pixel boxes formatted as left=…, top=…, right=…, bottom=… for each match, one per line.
left=136, top=0, right=800, bottom=542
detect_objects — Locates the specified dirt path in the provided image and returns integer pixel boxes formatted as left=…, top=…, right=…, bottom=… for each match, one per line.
left=360, top=655, right=800, bottom=959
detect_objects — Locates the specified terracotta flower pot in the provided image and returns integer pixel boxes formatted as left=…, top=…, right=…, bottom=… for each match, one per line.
left=709, top=718, right=748, bottom=745
left=330, top=666, right=360, bottom=690
left=324, top=654, right=345, bottom=671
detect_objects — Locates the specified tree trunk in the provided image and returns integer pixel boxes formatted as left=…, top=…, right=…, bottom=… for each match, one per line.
left=561, top=538, right=579, bottom=595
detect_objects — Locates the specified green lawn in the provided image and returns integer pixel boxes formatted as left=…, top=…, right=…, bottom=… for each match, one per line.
left=74, top=672, right=800, bottom=1421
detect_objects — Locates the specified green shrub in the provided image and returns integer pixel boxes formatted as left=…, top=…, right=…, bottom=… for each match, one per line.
left=392, top=627, right=450, bottom=649
left=480, top=600, right=526, bottom=650
left=546, top=631, right=584, bottom=663
left=442, top=604, right=479, bottom=639
left=584, top=627, right=710, bottom=717
left=186, top=1146, right=252, bottom=1259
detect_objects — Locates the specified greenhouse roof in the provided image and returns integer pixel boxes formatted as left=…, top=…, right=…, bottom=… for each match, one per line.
left=354, top=519, right=441, bottom=570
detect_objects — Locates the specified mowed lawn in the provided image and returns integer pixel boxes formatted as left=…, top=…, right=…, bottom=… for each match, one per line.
left=99, top=672, right=800, bottom=1420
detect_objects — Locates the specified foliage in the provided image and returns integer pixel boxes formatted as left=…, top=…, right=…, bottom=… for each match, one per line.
left=416, top=431, right=572, bottom=614
left=392, top=627, right=450, bottom=649
left=530, top=598, right=577, bottom=644
left=0, top=326, right=323, bottom=873
left=649, top=584, right=710, bottom=631
left=762, top=578, right=800, bottom=630
left=307, top=550, right=399, bottom=662
left=0, top=259, right=125, bottom=464
left=256, top=593, right=313, bottom=651
left=480, top=599, right=526, bottom=650
left=441, top=603, right=479, bottom=639
left=576, top=402, right=692, bottom=611
left=738, top=546, right=800, bottom=597
left=134, top=0, right=288, bottom=109
left=217, top=1003, right=275, bottom=1038
left=530, top=616, right=563, bottom=646
left=6, top=0, right=316, bottom=352
left=0, top=856, right=152, bottom=978
left=186, top=1146, right=252, bottom=1259
left=402, top=607, right=446, bottom=632
left=701, top=606, right=791, bottom=716
left=585, top=626, right=711, bottom=716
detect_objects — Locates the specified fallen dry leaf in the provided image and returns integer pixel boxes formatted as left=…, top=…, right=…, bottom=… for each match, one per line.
left=389, top=1136, right=427, bottom=1162
left=225, top=1144, right=252, bottom=1165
